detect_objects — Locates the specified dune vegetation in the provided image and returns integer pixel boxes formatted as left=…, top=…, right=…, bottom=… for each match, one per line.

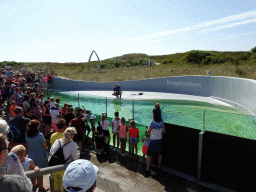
left=1, top=47, right=256, bottom=82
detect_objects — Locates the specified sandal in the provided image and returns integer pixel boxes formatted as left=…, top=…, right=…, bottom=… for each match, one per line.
left=32, top=185, right=38, bottom=192
left=39, top=186, right=50, bottom=192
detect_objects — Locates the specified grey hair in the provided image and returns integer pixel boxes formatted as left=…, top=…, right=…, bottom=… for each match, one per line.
left=0, top=120, right=9, bottom=136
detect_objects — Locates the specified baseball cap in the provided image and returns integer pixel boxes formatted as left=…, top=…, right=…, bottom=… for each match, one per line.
left=63, top=159, right=98, bottom=192
left=11, top=84, right=16, bottom=88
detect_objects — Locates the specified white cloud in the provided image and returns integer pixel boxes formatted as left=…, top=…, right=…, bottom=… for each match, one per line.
left=140, top=10, right=256, bottom=40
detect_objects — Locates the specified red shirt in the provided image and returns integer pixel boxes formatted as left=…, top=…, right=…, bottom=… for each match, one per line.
left=128, top=127, right=140, bottom=138
left=47, top=75, right=52, bottom=82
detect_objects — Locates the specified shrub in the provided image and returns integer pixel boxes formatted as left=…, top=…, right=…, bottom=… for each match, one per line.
left=239, top=52, right=252, bottom=61
left=250, top=53, right=256, bottom=63
left=114, top=61, right=121, bottom=67
left=162, top=58, right=173, bottom=64
left=235, top=67, right=244, bottom=76
left=201, top=56, right=212, bottom=65
left=136, top=58, right=148, bottom=66
left=101, top=63, right=106, bottom=69
left=182, top=50, right=213, bottom=64
left=251, top=46, right=256, bottom=53
left=234, top=60, right=239, bottom=66
left=223, top=56, right=234, bottom=62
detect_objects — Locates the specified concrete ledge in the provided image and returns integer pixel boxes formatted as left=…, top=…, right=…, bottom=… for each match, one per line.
left=51, top=75, right=256, bottom=116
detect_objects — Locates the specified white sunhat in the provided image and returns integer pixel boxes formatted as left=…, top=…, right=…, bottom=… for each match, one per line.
left=11, top=84, right=16, bottom=88
left=63, top=159, right=99, bottom=192
left=90, top=114, right=96, bottom=119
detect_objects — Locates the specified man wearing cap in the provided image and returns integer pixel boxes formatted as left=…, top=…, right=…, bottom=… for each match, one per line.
left=63, top=159, right=98, bottom=192
left=112, top=83, right=122, bottom=98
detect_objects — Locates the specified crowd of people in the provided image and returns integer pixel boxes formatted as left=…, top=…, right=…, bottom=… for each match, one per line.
left=0, top=66, right=165, bottom=192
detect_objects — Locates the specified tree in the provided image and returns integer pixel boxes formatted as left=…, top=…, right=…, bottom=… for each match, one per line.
left=251, top=46, right=256, bottom=53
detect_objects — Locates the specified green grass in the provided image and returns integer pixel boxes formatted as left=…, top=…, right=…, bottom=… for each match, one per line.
left=2, top=49, right=256, bottom=82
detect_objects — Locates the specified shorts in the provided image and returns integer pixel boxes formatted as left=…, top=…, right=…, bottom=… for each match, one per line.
left=103, top=130, right=110, bottom=137
left=52, top=122, right=58, bottom=132
left=130, top=137, right=138, bottom=144
left=53, top=170, right=65, bottom=191
left=147, top=139, right=162, bottom=156
left=142, top=145, right=148, bottom=155
left=113, top=131, right=119, bottom=135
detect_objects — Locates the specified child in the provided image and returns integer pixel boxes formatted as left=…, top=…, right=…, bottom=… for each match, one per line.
left=112, top=111, right=120, bottom=151
left=50, top=97, right=60, bottom=133
left=11, top=145, right=41, bottom=191
left=100, top=113, right=110, bottom=145
left=142, top=130, right=150, bottom=160
left=9, top=101, right=17, bottom=120
left=62, top=103, right=68, bottom=116
left=117, top=117, right=128, bottom=156
left=153, top=103, right=162, bottom=122
left=29, top=93, right=37, bottom=108
left=128, top=120, right=140, bottom=159
left=94, top=129, right=105, bottom=155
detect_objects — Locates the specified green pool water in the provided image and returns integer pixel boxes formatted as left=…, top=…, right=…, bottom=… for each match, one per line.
left=46, top=91, right=256, bottom=156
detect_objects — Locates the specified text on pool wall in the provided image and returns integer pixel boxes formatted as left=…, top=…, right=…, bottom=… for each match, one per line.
left=167, top=80, right=201, bottom=87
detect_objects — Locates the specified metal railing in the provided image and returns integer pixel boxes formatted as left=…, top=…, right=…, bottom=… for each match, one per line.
left=25, top=164, right=68, bottom=192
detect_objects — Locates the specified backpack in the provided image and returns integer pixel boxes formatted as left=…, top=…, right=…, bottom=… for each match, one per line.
left=48, top=140, right=71, bottom=167
left=8, top=126, right=22, bottom=143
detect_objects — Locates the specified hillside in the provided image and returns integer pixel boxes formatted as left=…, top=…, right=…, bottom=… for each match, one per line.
left=1, top=48, right=256, bottom=82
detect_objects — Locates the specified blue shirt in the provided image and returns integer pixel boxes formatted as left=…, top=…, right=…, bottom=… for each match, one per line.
left=114, top=86, right=121, bottom=92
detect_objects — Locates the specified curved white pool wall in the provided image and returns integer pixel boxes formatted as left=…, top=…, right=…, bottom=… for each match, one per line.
left=51, top=76, right=256, bottom=116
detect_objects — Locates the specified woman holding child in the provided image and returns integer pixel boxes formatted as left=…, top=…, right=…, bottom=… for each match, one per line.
left=145, top=103, right=165, bottom=172
left=25, top=119, right=49, bottom=191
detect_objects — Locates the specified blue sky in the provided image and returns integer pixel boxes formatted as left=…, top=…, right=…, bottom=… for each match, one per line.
left=0, top=0, right=255, bottom=63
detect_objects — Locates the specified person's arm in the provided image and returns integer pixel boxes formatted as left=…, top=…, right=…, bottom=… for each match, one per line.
left=112, top=121, right=114, bottom=131
left=68, top=120, right=73, bottom=127
left=30, top=159, right=40, bottom=175
left=162, top=126, right=166, bottom=134
left=71, top=142, right=78, bottom=161
left=117, top=125, right=120, bottom=131
left=42, top=142, right=48, bottom=151
left=42, top=106, right=46, bottom=116
left=147, top=127, right=153, bottom=134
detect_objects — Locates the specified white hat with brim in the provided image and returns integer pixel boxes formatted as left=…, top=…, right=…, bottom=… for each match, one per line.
left=63, top=159, right=98, bottom=192
left=90, top=114, right=96, bottom=119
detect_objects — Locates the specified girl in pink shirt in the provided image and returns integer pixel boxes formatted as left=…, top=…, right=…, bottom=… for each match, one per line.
left=117, top=117, right=128, bottom=156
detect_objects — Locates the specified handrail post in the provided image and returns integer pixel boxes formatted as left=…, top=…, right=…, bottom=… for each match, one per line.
left=78, top=93, right=80, bottom=108
left=203, top=110, right=205, bottom=132
left=197, top=131, right=204, bottom=182
left=106, top=97, right=107, bottom=116
left=132, top=100, right=134, bottom=120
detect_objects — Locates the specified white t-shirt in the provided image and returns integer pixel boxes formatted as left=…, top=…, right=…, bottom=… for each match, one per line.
left=100, top=120, right=110, bottom=131
left=50, top=102, right=60, bottom=123
left=150, top=128, right=163, bottom=140
left=112, top=118, right=121, bottom=132
left=50, top=139, right=78, bottom=165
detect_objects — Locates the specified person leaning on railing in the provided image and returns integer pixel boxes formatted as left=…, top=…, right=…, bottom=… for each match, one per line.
left=50, top=127, right=78, bottom=192
left=0, top=133, right=32, bottom=192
